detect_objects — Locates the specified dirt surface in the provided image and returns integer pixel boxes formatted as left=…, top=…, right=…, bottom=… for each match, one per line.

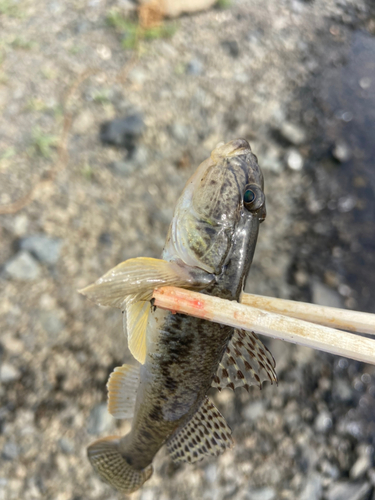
left=1, top=0, right=375, bottom=499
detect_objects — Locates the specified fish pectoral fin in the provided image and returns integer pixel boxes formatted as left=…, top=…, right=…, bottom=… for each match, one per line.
left=166, top=397, right=233, bottom=464
left=212, top=329, right=277, bottom=392
left=79, top=257, right=215, bottom=309
left=107, top=364, right=140, bottom=419
left=123, top=299, right=150, bottom=364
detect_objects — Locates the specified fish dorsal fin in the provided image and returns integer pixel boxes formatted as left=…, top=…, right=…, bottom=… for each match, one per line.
left=166, top=397, right=233, bottom=464
left=212, top=329, right=277, bottom=392
left=79, top=257, right=214, bottom=309
left=124, top=298, right=151, bottom=364
left=107, top=364, right=140, bottom=419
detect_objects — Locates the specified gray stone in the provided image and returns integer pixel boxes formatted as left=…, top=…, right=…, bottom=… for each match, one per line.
left=100, top=113, right=145, bottom=149
left=332, top=379, right=353, bottom=403
left=58, top=437, right=75, bottom=454
left=20, top=235, right=63, bottom=265
left=87, top=403, right=115, bottom=435
left=286, top=149, right=304, bottom=171
left=3, top=251, right=41, bottom=280
left=299, top=474, right=322, bottom=500
left=332, top=141, right=352, bottom=162
left=314, top=411, right=333, bottom=433
left=337, top=195, right=356, bottom=213
left=0, top=363, right=21, bottom=383
left=2, top=441, right=19, bottom=460
left=170, top=122, right=190, bottom=144
left=350, top=447, right=373, bottom=480
left=205, top=463, right=217, bottom=483
left=221, top=40, right=239, bottom=58
left=279, top=122, right=306, bottom=145
left=248, top=487, right=276, bottom=500
left=13, top=214, right=29, bottom=236
left=321, top=460, right=340, bottom=479
left=311, top=281, right=343, bottom=308
left=243, top=400, right=267, bottom=421
left=40, top=312, right=64, bottom=337
left=186, top=59, right=203, bottom=75
left=326, top=481, right=371, bottom=500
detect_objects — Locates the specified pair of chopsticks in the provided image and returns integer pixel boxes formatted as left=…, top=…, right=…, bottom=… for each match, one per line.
left=152, top=287, right=375, bottom=365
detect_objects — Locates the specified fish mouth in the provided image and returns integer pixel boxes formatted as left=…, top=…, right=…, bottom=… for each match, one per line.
left=258, top=204, right=267, bottom=223
left=211, top=138, right=251, bottom=162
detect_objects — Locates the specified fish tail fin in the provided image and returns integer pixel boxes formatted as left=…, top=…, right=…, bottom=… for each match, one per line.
left=87, top=436, right=153, bottom=493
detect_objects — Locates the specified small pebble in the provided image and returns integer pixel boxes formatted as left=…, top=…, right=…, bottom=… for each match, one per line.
left=170, top=122, right=190, bottom=144
left=248, top=487, right=276, bottom=500
left=279, top=122, right=306, bottom=145
left=20, top=235, right=63, bottom=265
left=286, top=149, right=304, bottom=171
left=40, top=311, right=65, bottom=338
left=326, top=481, right=371, bottom=500
left=100, top=113, right=145, bottom=149
left=359, top=77, right=371, bottom=89
left=314, top=411, right=333, bottom=433
left=0, top=363, right=21, bottom=383
left=299, top=473, right=322, bottom=500
left=350, top=446, right=373, bottom=480
left=186, top=59, right=203, bottom=75
left=243, top=400, right=267, bottom=421
left=332, top=141, right=351, bottom=162
left=3, top=251, right=41, bottom=280
left=2, top=441, right=19, bottom=460
left=58, top=438, right=75, bottom=454
left=221, top=40, right=240, bottom=58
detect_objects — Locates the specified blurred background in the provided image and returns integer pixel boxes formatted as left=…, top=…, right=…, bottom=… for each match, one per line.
left=1, top=0, right=375, bottom=499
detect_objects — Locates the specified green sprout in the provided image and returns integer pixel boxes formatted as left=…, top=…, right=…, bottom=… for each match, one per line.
left=0, top=0, right=22, bottom=17
left=216, top=0, right=231, bottom=8
left=11, top=37, right=36, bottom=50
left=106, top=8, right=176, bottom=50
left=31, top=128, right=59, bottom=158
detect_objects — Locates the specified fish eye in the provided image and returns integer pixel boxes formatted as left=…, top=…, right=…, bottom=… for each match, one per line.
left=244, top=189, right=255, bottom=204
left=243, top=184, right=265, bottom=212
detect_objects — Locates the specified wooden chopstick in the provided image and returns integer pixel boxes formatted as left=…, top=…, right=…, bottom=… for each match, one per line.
left=241, top=293, right=375, bottom=335
left=152, top=287, right=375, bottom=366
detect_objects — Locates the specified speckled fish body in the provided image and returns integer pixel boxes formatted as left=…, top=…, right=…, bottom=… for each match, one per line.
left=80, top=139, right=276, bottom=493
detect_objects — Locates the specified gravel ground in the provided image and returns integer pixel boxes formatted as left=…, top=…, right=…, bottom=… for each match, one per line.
left=1, top=0, right=375, bottom=499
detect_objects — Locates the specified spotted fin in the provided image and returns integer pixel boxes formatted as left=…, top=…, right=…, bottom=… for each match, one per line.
left=212, top=329, right=277, bottom=392
left=166, top=397, right=233, bottom=464
left=123, top=298, right=150, bottom=364
left=79, top=257, right=214, bottom=309
left=107, top=364, right=140, bottom=419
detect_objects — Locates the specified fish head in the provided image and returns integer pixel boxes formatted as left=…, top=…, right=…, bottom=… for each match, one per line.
left=163, top=139, right=266, bottom=274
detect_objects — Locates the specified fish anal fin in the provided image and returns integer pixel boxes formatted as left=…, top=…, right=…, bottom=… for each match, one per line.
left=166, top=397, right=233, bottom=464
left=212, top=329, right=277, bottom=392
left=107, top=364, right=140, bottom=419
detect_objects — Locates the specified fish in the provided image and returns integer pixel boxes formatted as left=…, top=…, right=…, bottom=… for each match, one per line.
left=79, top=138, right=277, bottom=494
